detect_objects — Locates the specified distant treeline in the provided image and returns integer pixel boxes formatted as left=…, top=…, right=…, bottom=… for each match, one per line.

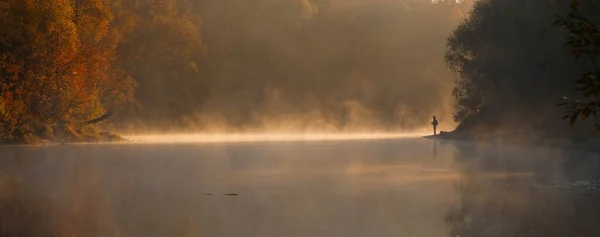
left=0, top=0, right=473, bottom=142
left=124, top=0, right=472, bottom=132
left=4, top=0, right=596, bottom=143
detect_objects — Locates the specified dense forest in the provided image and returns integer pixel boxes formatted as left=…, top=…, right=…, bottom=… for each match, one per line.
left=0, top=0, right=472, bottom=143
left=1, top=0, right=598, bottom=143
left=445, top=0, right=600, bottom=143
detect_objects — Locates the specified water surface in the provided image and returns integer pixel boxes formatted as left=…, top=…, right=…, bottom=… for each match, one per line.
left=1, top=137, right=599, bottom=237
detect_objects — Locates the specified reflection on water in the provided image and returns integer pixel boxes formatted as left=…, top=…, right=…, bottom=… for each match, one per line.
left=0, top=138, right=599, bottom=237
left=433, top=140, right=439, bottom=158
left=446, top=142, right=600, bottom=237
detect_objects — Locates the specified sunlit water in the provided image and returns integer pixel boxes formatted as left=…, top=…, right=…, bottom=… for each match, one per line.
left=124, top=132, right=427, bottom=144
left=1, top=136, right=599, bottom=237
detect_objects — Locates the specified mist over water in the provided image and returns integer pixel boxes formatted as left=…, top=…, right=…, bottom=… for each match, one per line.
left=3, top=0, right=600, bottom=236
left=118, top=0, right=470, bottom=132
left=123, top=132, right=427, bottom=144
left=1, top=137, right=599, bottom=237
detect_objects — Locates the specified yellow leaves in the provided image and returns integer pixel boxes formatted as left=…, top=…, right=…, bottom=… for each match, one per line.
left=75, top=0, right=113, bottom=44
left=40, top=0, right=79, bottom=48
left=0, top=0, right=137, bottom=142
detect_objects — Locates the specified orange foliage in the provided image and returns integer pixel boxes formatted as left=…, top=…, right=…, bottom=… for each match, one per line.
left=0, top=0, right=136, bottom=142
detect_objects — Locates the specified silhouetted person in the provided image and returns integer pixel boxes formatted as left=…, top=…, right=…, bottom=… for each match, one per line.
left=431, top=116, right=438, bottom=135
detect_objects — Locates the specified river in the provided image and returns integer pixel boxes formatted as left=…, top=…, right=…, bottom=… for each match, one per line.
left=0, top=135, right=599, bottom=237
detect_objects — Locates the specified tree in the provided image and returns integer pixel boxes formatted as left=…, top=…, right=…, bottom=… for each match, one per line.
left=445, top=0, right=584, bottom=136
left=555, top=0, right=600, bottom=131
left=0, top=0, right=136, bottom=143
left=112, top=0, right=204, bottom=125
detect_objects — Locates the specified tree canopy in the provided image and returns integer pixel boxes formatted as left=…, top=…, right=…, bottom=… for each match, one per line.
left=444, top=0, right=598, bottom=139
left=0, top=0, right=476, bottom=142
left=555, top=0, right=600, bottom=131
left=0, top=0, right=136, bottom=142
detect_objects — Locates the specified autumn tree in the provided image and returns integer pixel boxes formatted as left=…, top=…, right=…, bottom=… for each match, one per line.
left=111, top=0, right=204, bottom=127
left=0, top=0, right=135, bottom=143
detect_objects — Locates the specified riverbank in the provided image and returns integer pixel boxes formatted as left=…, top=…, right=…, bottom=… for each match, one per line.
left=423, top=129, right=600, bottom=152
left=1, top=131, right=126, bottom=145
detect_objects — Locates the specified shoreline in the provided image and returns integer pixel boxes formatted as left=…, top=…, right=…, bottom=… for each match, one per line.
left=422, top=130, right=600, bottom=153
left=0, top=131, right=126, bottom=146
left=2, top=129, right=598, bottom=152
